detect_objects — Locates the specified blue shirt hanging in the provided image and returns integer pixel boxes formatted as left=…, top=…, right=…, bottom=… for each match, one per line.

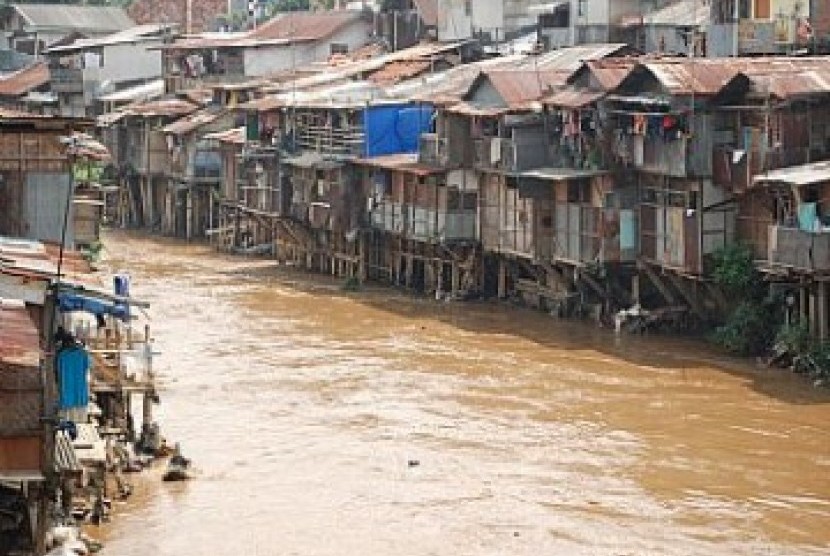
left=57, top=346, right=90, bottom=410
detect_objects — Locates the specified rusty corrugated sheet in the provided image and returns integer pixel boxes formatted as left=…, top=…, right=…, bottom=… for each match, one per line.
left=0, top=302, right=39, bottom=369
left=353, top=154, right=444, bottom=176
left=251, top=10, right=361, bottom=42
left=543, top=88, right=605, bottom=108
left=0, top=236, right=99, bottom=291
left=204, top=127, right=245, bottom=145
left=368, top=60, right=432, bottom=85
left=162, top=108, right=222, bottom=135
left=642, top=59, right=746, bottom=96
left=584, top=58, right=638, bottom=91
left=479, top=70, right=571, bottom=105
left=0, top=62, right=49, bottom=97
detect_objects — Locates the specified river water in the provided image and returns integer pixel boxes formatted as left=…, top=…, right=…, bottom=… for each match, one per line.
left=97, top=231, right=830, bottom=556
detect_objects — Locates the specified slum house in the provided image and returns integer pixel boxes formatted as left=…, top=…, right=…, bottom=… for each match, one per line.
left=0, top=301, right=45, bottom=556
left=437, top=44, right=632, bottom=302
left=162, top=106, right=238, bottom=238
left=204, top=126, right=250, bottom=250
left=159, top=10, right=373, bottom=93
left=720, top=60, right=830, bottom=338
left=220, top=40, right=470, bottom=267
left=0, top=236, right=159, bottom=550
left=599, top=59, right=752, bottom=318
left=44, top=24, right=175, bottom=118
left=709, top=0, right=818, bottom=56
left=356, top=150, right=478, bottom=295
left=498, top=57, right=642, bottom=315
left=99, top=97, right=202, bottom=231
left=0, top=111, right=94, bottom=248
left=277, top=91, right=434, bottom=280
left=0, top=3, right=134, bottom=56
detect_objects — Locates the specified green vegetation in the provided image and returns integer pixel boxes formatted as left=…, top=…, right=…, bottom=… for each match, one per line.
left=709, top=243, right=830, bottom=383
left=709, top=243, right=779, bottom=356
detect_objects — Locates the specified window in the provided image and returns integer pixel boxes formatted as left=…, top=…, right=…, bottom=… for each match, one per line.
left=464, top=0, right=471, bottom=17
left=330, top=43, right=348, bottom=55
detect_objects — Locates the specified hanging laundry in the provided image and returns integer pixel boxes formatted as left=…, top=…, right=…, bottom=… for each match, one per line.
left=633, top=114, right=646, bottom=135
left=798, top=202, right=820, bottom=232
left=58, top=346, right=90, bottom=410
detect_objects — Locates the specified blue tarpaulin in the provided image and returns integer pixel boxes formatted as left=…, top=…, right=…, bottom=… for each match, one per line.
left=57, top=346, right=89, bottom=410
left=58, top=293, right=129, bottom=321
left=364, top=104, right=434, bottom=158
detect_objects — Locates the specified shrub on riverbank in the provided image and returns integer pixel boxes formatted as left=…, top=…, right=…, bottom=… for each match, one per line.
left=709, top=244, right=779, bottom=356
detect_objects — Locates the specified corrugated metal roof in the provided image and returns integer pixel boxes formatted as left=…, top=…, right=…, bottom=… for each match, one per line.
left=0, top=235, right=98, bottom=292
left=764, top=69, right=830, bottom=98
left=0, top=62, right=48, bottom=97
left=97, top=79, right=164, bottom=104
left=527, top=43, right=630, bottom=73
left=44, top=23, right=174, bottom=54
left=116, top=97, right=199, bottom=119
left=641, top=59, right=747, bottom=96
left=250, top=10, right=362, bottom=42
left=10, top=3, right=134, bottom=34
left=167, top=10, right=365, bottom=50
left=368, top=60, right=433, bottom=85
left=163, top=109, right=221, bottom=135
left=204, top=126, right=245, bottom=145
left=583, top=58, right=638, bottom=91
left=754, top=160, right=830, bottom=187
left=543, top=88, right=605, bottom=108
left=354, top=153, right=444, bottom=176
left=476, top=69, right=570, bottom=105
left=0, top=300, right=39, bottom=369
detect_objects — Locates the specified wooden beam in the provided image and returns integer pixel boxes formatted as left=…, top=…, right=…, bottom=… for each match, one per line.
left=640, top=262, right=679, bottom=305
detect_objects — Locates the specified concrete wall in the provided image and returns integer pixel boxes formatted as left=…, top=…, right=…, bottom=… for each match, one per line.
left=436, top=0, right=473, bottom=41
left=98, top=41, right=163, bottom=86
left=244, top=21, right=369, bottom=77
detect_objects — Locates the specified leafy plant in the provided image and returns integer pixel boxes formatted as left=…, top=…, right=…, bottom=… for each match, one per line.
left=710, top=300, right=777, bottom=356
left=709, top=243, right=761, bottom=298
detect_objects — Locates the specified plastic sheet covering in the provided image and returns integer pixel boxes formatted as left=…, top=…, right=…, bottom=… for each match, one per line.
left=365, top=104, right=434, bottom=158
left=57, top=293, right=129, bottom=321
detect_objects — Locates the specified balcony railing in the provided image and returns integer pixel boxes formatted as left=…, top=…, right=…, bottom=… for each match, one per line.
left=371, top=201, right=476, bottom=242
left=768, top=225, right=830, bottom=272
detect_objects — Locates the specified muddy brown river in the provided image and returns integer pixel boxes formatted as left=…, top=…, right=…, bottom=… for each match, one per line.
left=97, top=231, right=830, bottom=555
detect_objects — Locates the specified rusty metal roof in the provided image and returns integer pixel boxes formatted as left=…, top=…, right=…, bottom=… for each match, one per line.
left=543, top=88, right=605, bottom=108
left=0, top=300, right=39, bottom=369
left=166, top=10, right=364, bottom=50
left=640, top=59, right=748, bottom=96
left=353, top=153, right=443, bottom=176
left=582, top=58, right=638, bottom=91
left=0, top=236, right=98, bottom=292
left=250, top=10, right=362, bottom=42
left=204, top=126, right=245, bottom=145
left=475, top=69, right=570, bottom=105
left=368, top=60, right=433, bottom=85
left=162, top=108, right=222, bottom=135
left=0, top=62, right=49, bottom=97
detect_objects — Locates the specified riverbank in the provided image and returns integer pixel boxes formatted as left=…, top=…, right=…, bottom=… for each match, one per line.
left=94, top=230, right=830, bottom=556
